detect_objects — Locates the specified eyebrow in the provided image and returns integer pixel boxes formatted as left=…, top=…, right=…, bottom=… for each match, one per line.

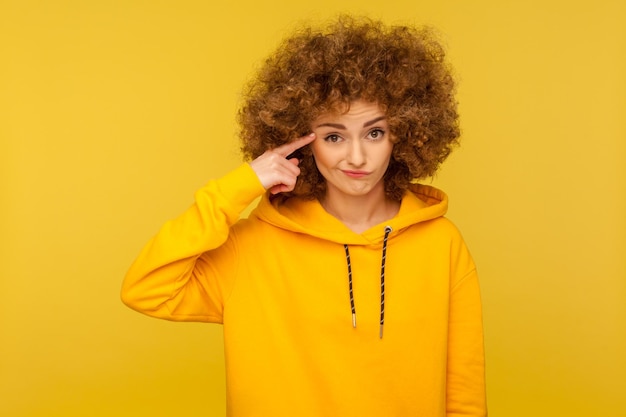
left=315, top=116, right=386, bottom=129
left=364, top=116, right=386, bottom=128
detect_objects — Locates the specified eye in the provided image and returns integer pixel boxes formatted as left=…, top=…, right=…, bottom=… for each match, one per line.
left=324, top=134, right=342, bottom=143
left=367, top=128, right=385, bottom=140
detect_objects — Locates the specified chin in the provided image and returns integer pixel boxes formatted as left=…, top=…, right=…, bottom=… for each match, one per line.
left=343, top=186, right=376, bottom=197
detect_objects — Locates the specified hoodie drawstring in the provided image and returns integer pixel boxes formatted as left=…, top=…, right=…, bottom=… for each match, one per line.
left=343, top=225, right=393, bottom=339
left=379, top=225, right=392, bottom=338
left=343, top=244, right=356, bottom=328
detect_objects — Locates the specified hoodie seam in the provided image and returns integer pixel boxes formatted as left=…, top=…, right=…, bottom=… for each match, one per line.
left=451, top=268, right=477, bottom=292
left=222, top=227, right=242, bottom=309
left=162, top=254, right=227, bottom=322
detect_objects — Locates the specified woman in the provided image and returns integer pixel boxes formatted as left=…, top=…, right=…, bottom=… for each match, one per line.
left=122, top=16, right=487, bottom=417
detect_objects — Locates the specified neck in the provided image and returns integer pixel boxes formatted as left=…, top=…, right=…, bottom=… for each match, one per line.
left=320, top=185, right=400, bottom=234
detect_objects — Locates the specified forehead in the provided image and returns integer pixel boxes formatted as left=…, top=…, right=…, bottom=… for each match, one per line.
left=313, top=100, right=385, bottom=124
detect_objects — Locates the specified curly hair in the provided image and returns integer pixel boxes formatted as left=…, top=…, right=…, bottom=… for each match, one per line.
left=238, top=16, right=460, bottom=201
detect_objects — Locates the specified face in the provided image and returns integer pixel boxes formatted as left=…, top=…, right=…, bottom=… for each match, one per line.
left=310, top=100, right=393, bottom=200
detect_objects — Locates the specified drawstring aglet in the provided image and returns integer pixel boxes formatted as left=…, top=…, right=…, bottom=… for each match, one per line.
left=379, top=324, right=384, bottom=339
left=352, top=313, right=357, bottom=328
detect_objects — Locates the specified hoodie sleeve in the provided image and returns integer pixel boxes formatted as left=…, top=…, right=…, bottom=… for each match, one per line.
left=446, top=240, right=488, bottom=416
left=120, top=163, right=266, bottom=323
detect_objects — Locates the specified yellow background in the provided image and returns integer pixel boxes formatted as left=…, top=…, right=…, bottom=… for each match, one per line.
left=1, top=0, right=624, bottom=416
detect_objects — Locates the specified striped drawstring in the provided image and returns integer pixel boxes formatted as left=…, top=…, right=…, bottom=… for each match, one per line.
left=343, top=225, right=393, bottom=339
left=379, top=225, right=392, bottom=338
left=343, top=244, right=356, bottom=328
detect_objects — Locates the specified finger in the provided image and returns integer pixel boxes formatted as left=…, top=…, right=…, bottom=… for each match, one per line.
left=270, top=153, right=301, bottom=176
left=269, top=184, right=287, bottom=195
left=269, top=175, right=298, bottom=194
left=268, top=162, right=301, bottom=194
left=275, top=133, right=316, bottom=158
left=268, top=177, right=296, bottom=194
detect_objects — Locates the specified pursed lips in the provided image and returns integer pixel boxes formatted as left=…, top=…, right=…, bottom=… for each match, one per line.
left=341, top=170, right=370, bottom=178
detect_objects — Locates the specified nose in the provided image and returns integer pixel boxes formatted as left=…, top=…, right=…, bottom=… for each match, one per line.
left=346, top=139, right=366, bottom=167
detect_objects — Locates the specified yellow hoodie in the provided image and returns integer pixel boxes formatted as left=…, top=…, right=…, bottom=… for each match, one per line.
left=122, top=163, right=487, bottom=417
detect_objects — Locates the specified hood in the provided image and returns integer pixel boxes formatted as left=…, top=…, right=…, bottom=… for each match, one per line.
left=251, top=183, right=448, bottom=244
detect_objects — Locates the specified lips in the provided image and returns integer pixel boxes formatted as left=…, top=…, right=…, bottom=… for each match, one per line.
left=342, top=170, right=370, bottom=178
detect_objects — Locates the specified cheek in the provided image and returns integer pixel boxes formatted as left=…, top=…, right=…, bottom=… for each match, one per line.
left=378, top=144, right=394, bottom=168
left=310, top=150, right=322, bottom=173
left=310, top=146, right=319, bottom=165
left=310, top=144, right=331, bottom=168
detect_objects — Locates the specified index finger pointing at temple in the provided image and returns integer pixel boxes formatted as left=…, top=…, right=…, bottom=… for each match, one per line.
left=275, top=133, right=316, bottom=158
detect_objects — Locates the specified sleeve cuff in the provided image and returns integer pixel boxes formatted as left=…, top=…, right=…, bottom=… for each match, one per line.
left=211, top=163, right=266, bottom=214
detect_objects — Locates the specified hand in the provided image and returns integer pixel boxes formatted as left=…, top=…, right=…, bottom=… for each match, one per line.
left=249, top=133, right=316, bottom=195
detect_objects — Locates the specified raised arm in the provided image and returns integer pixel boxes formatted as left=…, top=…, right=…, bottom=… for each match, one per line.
left=120, top=164, right=266, bottom=322
left=121, top=133, right=316, bottom=322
